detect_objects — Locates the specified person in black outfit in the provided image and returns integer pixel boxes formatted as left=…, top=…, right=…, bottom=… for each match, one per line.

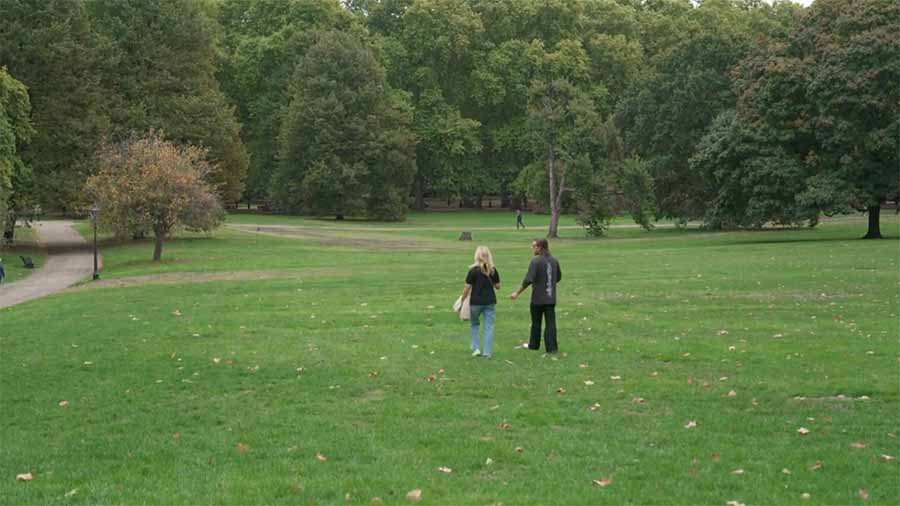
left=458, top=246, right=501, bottom=358
left=510, top=238, right=562, bottom=353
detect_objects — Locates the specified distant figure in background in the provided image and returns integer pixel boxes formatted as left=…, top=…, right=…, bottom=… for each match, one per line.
left=515, top=208, right=526, bottom=229
left=0, top=258, right=6, bottom=284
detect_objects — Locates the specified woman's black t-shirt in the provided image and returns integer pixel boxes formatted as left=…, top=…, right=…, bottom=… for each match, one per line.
left=466, top=267, right=501, bottom=305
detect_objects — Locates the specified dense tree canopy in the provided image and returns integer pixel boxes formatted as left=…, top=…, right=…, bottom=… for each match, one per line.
left=1, top=0, right=893, bottom=236
left=0, top=67, right=33, bottom=238
left=272, top=30, right=416, bottom=220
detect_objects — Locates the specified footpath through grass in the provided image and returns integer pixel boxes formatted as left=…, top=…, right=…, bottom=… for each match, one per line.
left=2, top=213, right=898, bottom=505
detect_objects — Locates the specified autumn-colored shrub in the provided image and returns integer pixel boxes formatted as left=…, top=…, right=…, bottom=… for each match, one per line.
left=86, top=131, right=224, bottom=261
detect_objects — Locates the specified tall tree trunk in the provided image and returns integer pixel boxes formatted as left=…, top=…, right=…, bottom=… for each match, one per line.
left=153, top=235, right=164, bottom=261
left=547, top=144, right=560, bottom=238
left=863, top=205, right=882, bottom=239
left=413, top=173, right=425, bottom=211
left=153, top=225, right=166, bottom=261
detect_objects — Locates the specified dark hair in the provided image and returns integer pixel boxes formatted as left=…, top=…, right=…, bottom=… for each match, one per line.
left=533, top=238, right=550, bottom=255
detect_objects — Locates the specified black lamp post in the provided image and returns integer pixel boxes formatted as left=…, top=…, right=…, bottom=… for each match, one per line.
left=89, top=204, right=100, bottom=280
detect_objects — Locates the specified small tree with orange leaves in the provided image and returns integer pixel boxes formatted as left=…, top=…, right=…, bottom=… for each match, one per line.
left=87, top=131, right=224, bottom=261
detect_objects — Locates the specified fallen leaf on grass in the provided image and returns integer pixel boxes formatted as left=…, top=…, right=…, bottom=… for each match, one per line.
left=589, top=403, right=601, bottom=411
left=631, top=397, right=645, bottom=404
left=426, top=375, right=437, bottom=382
left=801, top=493, right=811, bottom=500
left=725, top=501, right=745, bottom=506
left=850, top=441, right=867, bottom=449
left=718, top=330, right=729, bottom=336
left=236, top=442, right=250, bottom=452
left=858, top=489, right=869, bottom=500
left=213, top=358, right=221, bottom=364
left=684, top=420, right=697, bottom=429
left=172, top=309, right=182, bottom=316
left=592, top=477, right=612, bottom=487
left=610, top=375, right=621, bottom=381
left=727, top=390, right=737, bottom=398
left=499, top=421, right=510, bottom=429
left=485, top=458, right=494, bottom=465
left=315, top=452, right=327, bottom=461
left=730, top=469, right=744, bottom=475
left=584, top=380, right=595, bottom=386
left=371, top=498, right=382, bottom=504
left=58, top=400, right=69, bottom=407
left=711, top=453, right=720, bottom=462
left=406, top=489, right=422, bottom=501
left=579, top=363, right=589, bottom=369
left=515, top=447, right=524, bottom=453
left=809, top=461, right=823, bottom=471
left=557, top=387, right=566, bottom=395
left=880, top=454, right=895, bottom=461
left=15, top=472, right=33, bottom=481
left=437, top=466, right=452, bottom=474
left=65, top=488, right=78, bottom=498
left=782, top=468, right=791, bottom=475
left=368, top=371, right=380, bottom=378
left=797, top=427, right=810, bottom=435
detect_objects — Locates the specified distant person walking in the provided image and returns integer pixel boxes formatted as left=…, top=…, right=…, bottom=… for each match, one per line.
left=510, top=238, right=562, bottom=353
left=515, top=208, right=526, bottom=229
left=459, top=246, right=501, bottom=358
left=0, top=258, right=5, bottom=284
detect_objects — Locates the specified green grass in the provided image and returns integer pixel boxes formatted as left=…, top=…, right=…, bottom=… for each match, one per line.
left=2, top=212, right=898, bottom=505
left=1, top=225, right=43, bottom=284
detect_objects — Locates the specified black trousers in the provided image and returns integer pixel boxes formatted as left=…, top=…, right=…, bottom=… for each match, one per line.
left=529, top=304, right=557, bottom=352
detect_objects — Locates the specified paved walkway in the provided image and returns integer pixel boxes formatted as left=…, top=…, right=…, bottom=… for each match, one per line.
left=0, top=221, right=96, bottom=309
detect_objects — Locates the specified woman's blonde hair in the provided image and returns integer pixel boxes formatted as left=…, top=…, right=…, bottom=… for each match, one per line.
left=470, top=245, right=495, bottom=275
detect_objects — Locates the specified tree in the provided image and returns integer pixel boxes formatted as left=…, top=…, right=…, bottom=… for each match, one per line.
left=87, top=131, right=224, bottom=261
left=524, top=39, right=600, bottom=238
left=795, top=0, right=899, bottom=238
left=690, top=110, right=818, bottom=228
left=616, top=0, right=798, bottom=222
left=217, top=0, right=354, bottom=204
left=0, top=0, right=112, bottom=213
left=88, top=0, right=249, bottom=206
left=391, top=0, right=483, bottom=209
left=273, top=30, right=417, bottom=220
left=0, top=67, right=34, bottom=240
left=724, top=0, right=899, bottom=237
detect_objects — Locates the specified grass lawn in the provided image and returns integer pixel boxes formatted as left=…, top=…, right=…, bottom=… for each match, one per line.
left=1, top=225, right=43, bottom=284
left=2, top=212, right=898, bottom=505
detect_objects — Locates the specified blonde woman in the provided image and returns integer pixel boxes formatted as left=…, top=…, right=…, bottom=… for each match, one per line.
left=459, top=246, right=501, bottom=358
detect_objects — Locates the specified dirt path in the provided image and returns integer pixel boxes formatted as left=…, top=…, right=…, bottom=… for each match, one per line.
left=0, top=221, right=95, bottom=309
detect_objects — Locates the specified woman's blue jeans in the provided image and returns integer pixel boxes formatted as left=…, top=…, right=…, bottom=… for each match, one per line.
left=470, top=304, right=496, bottom=356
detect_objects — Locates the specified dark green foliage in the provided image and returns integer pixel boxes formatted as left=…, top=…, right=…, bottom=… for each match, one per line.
left=0, top=67, right=34, bottom=236
left=217, top=0, right=354, bottom=204
left=0, top=0, right=112, bottom=212
left=715, top=0, right=899, bottom=236
left=691, top=110, right=817, bottom=229
left=616, top=0, right=797, bottom=222
left=88, top=0, right=249, bottom=206
left=273, top=30, right=416, bottom=220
